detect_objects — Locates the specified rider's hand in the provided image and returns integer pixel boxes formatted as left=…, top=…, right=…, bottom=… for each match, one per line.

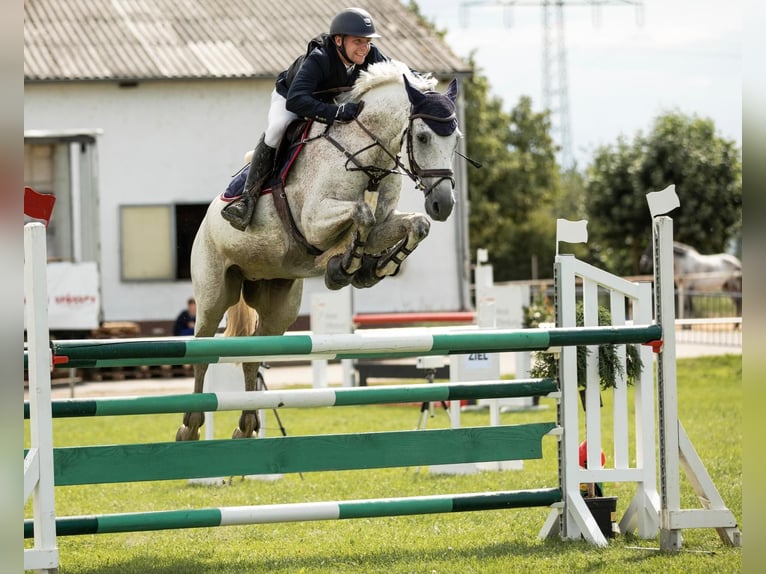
left=334, top=102, right=363, bottom=123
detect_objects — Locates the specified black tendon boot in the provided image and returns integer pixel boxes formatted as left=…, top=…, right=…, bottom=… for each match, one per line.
left=222, top=136, right=276, bottom=231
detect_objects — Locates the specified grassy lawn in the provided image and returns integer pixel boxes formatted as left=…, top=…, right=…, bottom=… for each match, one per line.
left=25, top=354, right=742, bottom=573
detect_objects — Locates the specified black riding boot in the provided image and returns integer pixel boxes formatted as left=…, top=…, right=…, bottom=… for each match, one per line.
left=222, top=136, right=276, bottom=231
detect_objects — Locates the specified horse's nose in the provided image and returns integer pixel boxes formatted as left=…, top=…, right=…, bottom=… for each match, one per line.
left=426, top=182, right=455, bottom=222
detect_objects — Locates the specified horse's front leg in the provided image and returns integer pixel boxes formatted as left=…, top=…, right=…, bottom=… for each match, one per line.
left=321, top=199, right=376, bottom=290
left=351, top=212, right=430, bottom=289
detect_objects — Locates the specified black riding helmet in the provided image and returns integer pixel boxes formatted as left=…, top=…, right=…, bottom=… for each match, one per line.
left=329, top=7, right=381, bottom=38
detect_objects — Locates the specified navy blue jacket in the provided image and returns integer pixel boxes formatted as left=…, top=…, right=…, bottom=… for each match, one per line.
left=276, top=34, right=389, bottom=124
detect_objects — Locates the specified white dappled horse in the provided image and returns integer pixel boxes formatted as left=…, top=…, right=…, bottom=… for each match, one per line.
left=641, top=241, right=742, bottom=318
left=177, top=61, right=462, bottom=441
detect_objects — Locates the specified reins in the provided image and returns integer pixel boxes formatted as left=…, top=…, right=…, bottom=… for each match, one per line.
left=320, top=118, right=406, bottom=192
left=316, top=107, right=460, bottom=197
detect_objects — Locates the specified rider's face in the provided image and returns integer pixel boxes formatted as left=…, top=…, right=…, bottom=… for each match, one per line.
left=335, top=35, right=371, bottom=66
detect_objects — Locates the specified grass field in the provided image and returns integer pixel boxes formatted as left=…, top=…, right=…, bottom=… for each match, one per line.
left=25, top=354, right=742, bottom=573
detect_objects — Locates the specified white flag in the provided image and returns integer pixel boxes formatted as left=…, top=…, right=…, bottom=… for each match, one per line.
left=556, top=218, right=588, bottom=245
left=646, top=184, right=680, bottom=217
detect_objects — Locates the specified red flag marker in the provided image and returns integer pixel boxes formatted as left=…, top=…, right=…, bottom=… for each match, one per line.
left=24, top=187, right=56, bottom=226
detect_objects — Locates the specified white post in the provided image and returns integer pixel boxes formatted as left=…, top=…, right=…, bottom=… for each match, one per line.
left=24, top=223, right=60, bottom=573
left=655, top=216, right=683, bottom=550
left=310, top=290, right=352, bottom=388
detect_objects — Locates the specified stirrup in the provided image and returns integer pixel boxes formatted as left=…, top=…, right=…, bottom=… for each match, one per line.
left=222, top=195, right=254, bottom=231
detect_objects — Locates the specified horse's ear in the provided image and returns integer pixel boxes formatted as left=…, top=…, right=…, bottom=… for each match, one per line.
left=445, top=78, right=458, bottom=103
left=403, top=74, right=426, bottom=107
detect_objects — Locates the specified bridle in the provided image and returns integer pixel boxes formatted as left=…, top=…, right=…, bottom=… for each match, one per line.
left=318, top=105, right=457, bottom=195
left=404, top=111, right=457, bottom=196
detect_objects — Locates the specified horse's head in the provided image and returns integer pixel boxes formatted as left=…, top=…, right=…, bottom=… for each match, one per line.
left=403, top=75, right=459, bottom=222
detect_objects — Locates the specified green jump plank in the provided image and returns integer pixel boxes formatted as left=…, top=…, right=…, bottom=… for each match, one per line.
left=52, top=423, right=556, bottom=486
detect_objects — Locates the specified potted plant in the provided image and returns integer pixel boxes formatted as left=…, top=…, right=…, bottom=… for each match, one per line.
left=525, top=295, right=643, bottom=400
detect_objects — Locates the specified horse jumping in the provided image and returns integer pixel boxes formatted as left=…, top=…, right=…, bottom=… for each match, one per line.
left=177, top=61, right=462, bottom=441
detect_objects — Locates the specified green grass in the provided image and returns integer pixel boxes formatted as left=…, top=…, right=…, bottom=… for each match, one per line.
left=25, top=355, right=742, bottom=573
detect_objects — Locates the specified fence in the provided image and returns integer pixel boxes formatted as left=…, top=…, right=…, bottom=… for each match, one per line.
left=23, top=205, right=742, bottom=572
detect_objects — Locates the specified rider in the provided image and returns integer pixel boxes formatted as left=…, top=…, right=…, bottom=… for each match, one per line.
left=222, top=7, right=391, bottom=231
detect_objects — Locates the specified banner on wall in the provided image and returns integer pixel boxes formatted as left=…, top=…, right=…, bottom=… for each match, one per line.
left=24, top=262, right=101, bottom=331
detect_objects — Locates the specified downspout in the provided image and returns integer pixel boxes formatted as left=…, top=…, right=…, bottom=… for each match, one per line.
left=454, top=76, right=472, bottom=312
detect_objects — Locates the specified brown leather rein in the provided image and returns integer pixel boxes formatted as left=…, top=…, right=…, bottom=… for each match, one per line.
left=274, top=106, right=459, bottom=256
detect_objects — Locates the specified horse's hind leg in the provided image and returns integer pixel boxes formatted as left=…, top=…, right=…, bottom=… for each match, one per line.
left=232, top=278, right=304, bottom=439
left=177, top=252, right=242, bottom=440
left=231, top=363, right=261, bottom=439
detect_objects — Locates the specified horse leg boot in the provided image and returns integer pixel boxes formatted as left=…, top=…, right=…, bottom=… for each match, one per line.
left=222, top=135, right=276, bottom=231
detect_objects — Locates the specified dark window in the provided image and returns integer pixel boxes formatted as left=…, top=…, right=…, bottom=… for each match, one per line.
left=175, top=204, right=208, bottom=279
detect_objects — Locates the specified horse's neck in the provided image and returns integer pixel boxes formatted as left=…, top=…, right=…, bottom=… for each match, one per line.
left=360, top=83, right=410, bottom=148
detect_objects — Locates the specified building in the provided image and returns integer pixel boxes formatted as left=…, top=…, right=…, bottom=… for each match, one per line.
left=24, top=0, right=472, bottom=334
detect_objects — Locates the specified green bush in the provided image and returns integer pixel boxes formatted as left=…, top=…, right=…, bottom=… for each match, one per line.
left=525, top=297, right=642, bottom=390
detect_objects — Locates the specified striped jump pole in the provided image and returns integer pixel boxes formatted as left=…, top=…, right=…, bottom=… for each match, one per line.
left=32, top=325, right=662, bottom=369
left=24, top=379, right=559, bottom=419
left=25, top=488, right=562, bottom=538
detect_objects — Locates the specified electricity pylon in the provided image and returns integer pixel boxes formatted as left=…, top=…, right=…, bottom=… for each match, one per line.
left=460, top=0, right=643, bottom=170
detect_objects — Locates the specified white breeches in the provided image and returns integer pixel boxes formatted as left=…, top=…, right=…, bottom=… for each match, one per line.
left=264, top=90, right=299, bottom=149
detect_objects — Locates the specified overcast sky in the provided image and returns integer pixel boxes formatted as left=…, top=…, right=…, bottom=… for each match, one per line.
left=411, top=0, right=742, bottom=168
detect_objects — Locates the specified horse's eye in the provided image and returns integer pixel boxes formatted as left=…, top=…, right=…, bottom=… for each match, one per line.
left=417, top=132, right=429, bottom=144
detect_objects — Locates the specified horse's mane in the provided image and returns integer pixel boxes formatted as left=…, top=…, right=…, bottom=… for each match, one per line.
left=339, top=60, right=438, bottom=103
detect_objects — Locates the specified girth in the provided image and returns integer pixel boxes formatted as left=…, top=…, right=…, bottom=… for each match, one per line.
left=268, top=181, right=323, bottom=257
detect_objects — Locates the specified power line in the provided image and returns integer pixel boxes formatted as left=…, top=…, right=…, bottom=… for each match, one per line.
left=460, top=0, right=643, bottom=170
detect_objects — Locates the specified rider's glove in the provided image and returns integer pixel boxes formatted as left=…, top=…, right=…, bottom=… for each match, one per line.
left=334, top=102, right=363, bottom=123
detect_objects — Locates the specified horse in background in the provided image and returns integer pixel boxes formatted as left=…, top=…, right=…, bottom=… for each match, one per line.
left=640, top=241, right=742, bottom=318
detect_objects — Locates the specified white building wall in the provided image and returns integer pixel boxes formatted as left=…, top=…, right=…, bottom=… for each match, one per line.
left=24, top=79, right=465, bottom=324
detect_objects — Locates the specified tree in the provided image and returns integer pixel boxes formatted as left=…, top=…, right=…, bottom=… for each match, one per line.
left=405, top=2, right=565, bottom=283
left=462, top=56, right=561, bottom=281
left=585, top=111, right=742, bottom=275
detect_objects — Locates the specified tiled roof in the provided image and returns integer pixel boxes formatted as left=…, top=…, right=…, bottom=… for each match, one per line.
left=24, top=0, right=470, bottom=82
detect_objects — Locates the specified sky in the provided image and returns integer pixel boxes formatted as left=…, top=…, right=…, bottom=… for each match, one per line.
left=412, top=0, right=742, bottom=169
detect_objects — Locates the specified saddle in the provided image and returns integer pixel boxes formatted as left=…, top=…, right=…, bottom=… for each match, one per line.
left=222, top=120, right=323, bottom=255
left=222, top=119, right=312, bottom=201
left=272, top=119, right=313, bottom=190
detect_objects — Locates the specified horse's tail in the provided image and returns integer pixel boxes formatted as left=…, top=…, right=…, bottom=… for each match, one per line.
left=223, top=293, right=258, bottom=337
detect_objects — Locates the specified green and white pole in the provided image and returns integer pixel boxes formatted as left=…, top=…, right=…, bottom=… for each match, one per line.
left=30, top=325, right=662, bottom=369
left=25, top=488, right=562, bottom=538
left=24, top=379, right=559, bottom=419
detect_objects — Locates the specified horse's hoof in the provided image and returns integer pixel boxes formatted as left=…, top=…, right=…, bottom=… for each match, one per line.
left=232, top=427, right=257, bottom=439
left=351, top=255, right=384, bottom=289
left=176, top=425, right=200, bottom=441
left=325, top=255, right=353, bottom=290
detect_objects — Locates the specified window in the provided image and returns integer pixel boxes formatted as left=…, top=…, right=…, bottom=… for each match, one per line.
left=175, top=204, right=208, bottom=279
left=120, top=203, right=207, bottom=281
left=24, top=142, right=70, bottom=261
left=24, top=131, right=101, bottom=264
